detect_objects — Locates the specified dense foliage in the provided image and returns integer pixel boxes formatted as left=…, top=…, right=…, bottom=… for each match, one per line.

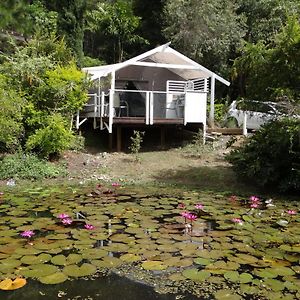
left=233, top=16, right=300, bottom=102
left=0, top=152, right=66, bottom=180
left=0, top=37, right=89, bottom=158
left=1, top=0, right=299, bottom=91
left=164, top=0, right=245, bottom=74
left=85, top=0, right=147, bottom=63
left=226, top=118, right=300, bottom=192
left=0, top=75, right=24, bottom=152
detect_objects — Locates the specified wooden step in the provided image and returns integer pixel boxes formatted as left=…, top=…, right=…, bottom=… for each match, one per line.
left=206, top=128, right=243, bottom=135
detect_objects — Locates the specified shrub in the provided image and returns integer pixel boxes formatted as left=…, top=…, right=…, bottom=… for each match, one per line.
left=207, top=103, right=228, bottom=125
left=26, top=113, right=74, bottom=158
left=0, top=38, right=90, bottom=156
left=0, top=75, right=24, bottom=152
left=129, top=130, right=144, bottom=161
left=69, top=134, right=85, bottom=152
left=0, top=152, right=66, bottom=180
left=226, top=118, right=300, bottom=192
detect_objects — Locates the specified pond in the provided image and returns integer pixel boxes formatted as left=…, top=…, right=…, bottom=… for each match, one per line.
left=0, top=184, right=299, bottom=299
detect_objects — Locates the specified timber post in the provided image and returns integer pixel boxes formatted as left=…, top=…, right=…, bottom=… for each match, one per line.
left=109, top=133, right=113, bottom=152
left=117, top=126, right=122, bottom=152
left=160, top=126, right=166, bottom=149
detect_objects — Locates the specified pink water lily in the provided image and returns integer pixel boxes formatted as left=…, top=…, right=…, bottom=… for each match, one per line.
left=111, top=182, right=120, bottom=187
left=186, top=213, right=197, bottom=222
left=287, top=210, right=297, bottom=215
left=250, top=196, right=259, bottom=202
left=0, top=192, right=4, bottom=196
left=195, top=203, right=203, bottom=210
left=20, top=230, right=35, bottom=238
left=62, top=218, right=73, bottom=225
left=180, top=211, right=190, bottom=218
left=58, top=213, right=69, bottom=219
left=232, top=218, right=243, bottom=224
left=250, top=203, right=259, bottom=208
left=178, top=203, right=185, bottom=209
left=84, top=224, right=95, bottom=230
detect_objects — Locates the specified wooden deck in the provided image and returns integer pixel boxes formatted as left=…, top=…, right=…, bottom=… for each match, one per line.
left=103, top=117, right=184, bottom=125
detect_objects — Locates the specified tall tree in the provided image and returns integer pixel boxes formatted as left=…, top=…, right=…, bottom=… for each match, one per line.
left=0, top=0, right=27, bottom=30
left=43, top=0, right=87, bottom=65
left=163, top=0, right=245, bottom=75
left=85, top=0, right=146, bottom=63
left=236, top=0, right=300, bottom=43
left=132, top=0, right=165, bottom=51
left=232, top=16, right=300, bottom=103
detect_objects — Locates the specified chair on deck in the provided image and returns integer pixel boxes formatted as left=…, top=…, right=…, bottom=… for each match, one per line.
left=114, top=94, right=129, bottom=117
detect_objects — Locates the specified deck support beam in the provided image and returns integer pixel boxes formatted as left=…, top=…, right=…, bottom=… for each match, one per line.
left=109, top=133, right=113, bottom=152
left=117, top=126, right=122, bottom=152
left=160, top=126, right=166, bottom=149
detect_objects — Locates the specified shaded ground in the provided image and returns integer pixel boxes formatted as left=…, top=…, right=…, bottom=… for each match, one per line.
left=59, top=134, right=258, bottom=195
left=0, top=129, right=258, bottom=195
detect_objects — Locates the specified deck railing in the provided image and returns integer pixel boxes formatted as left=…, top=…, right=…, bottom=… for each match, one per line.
left=78, top=88, right=206, bottom=133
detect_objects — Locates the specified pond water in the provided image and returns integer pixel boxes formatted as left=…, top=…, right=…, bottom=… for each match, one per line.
left=0, top=184, right=299, bottom=300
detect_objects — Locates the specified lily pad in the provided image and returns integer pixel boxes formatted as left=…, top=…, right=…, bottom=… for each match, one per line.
left=264, top=278, right=285, bottom=291
left=21, top=254, right=52, bottom=265
left=224, top=271, right=239, bottom=282
left=81, top=249, right=108, bottom=259
left=0, top=278, right=26, bottom=290
left=239, top=273, right=253, bottom=283
left=254, top=268, right=278, bottom=279
left=91, top=257, right=122, bottom=268
left=38, top=272, right=68, bottom=284
left=214, top=289, right=242, bottom=300
left=168, top=272, right=185, bottom=281
left=141, top=261, right=167, bottom=271
left=19, top=264, right=59, bottom=278
left=0, top=259, right=21, bottom=272
left=120, top=254, right=141, bottom=263
left=194, top=257, right=214, bottom=266
left=63, top=263, right=97, bottom=277
left=271, top=266, right=295, bottom=276
left=182, top=268, right=211, bottom=282
left=51, top=254, right=82, bottom=266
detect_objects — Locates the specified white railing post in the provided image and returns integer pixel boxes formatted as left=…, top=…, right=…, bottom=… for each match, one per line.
left=184, top=92, right=187, bottom=126
left=109, top=89, right=114, bottom=133
left=97, top=94, right=100, bottom=118
left=243, top=113, right=248, bottom=136
left=76, top=110, right=79, bottom=130
left=150, top=92, right=154, bottom=125
left=93, top=94, right=97, bottom=129
left=146, top=91, right=150, bottom=125
left=101, top=92, right=105, bottom=117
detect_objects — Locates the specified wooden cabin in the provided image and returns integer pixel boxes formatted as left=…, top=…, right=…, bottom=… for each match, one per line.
left=79, top=43, right=230, bottom=150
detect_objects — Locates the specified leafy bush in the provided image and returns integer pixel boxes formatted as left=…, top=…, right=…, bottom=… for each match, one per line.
left=207, top=103, right=228, bottom=125
left=226, top=118, right=300, bottom=192
left=0, top=152, right=66, bottom=180
left=0, top=38, right=90, bottom=156
left=0, top=75, right=24, bottom=152
left=26, top=113, right=74, bottom=158
left=42, top=64, right=89, bottom=114
left=129, top=130, right=144, bottom=161
left=69, top=134, right=85, bottom=152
